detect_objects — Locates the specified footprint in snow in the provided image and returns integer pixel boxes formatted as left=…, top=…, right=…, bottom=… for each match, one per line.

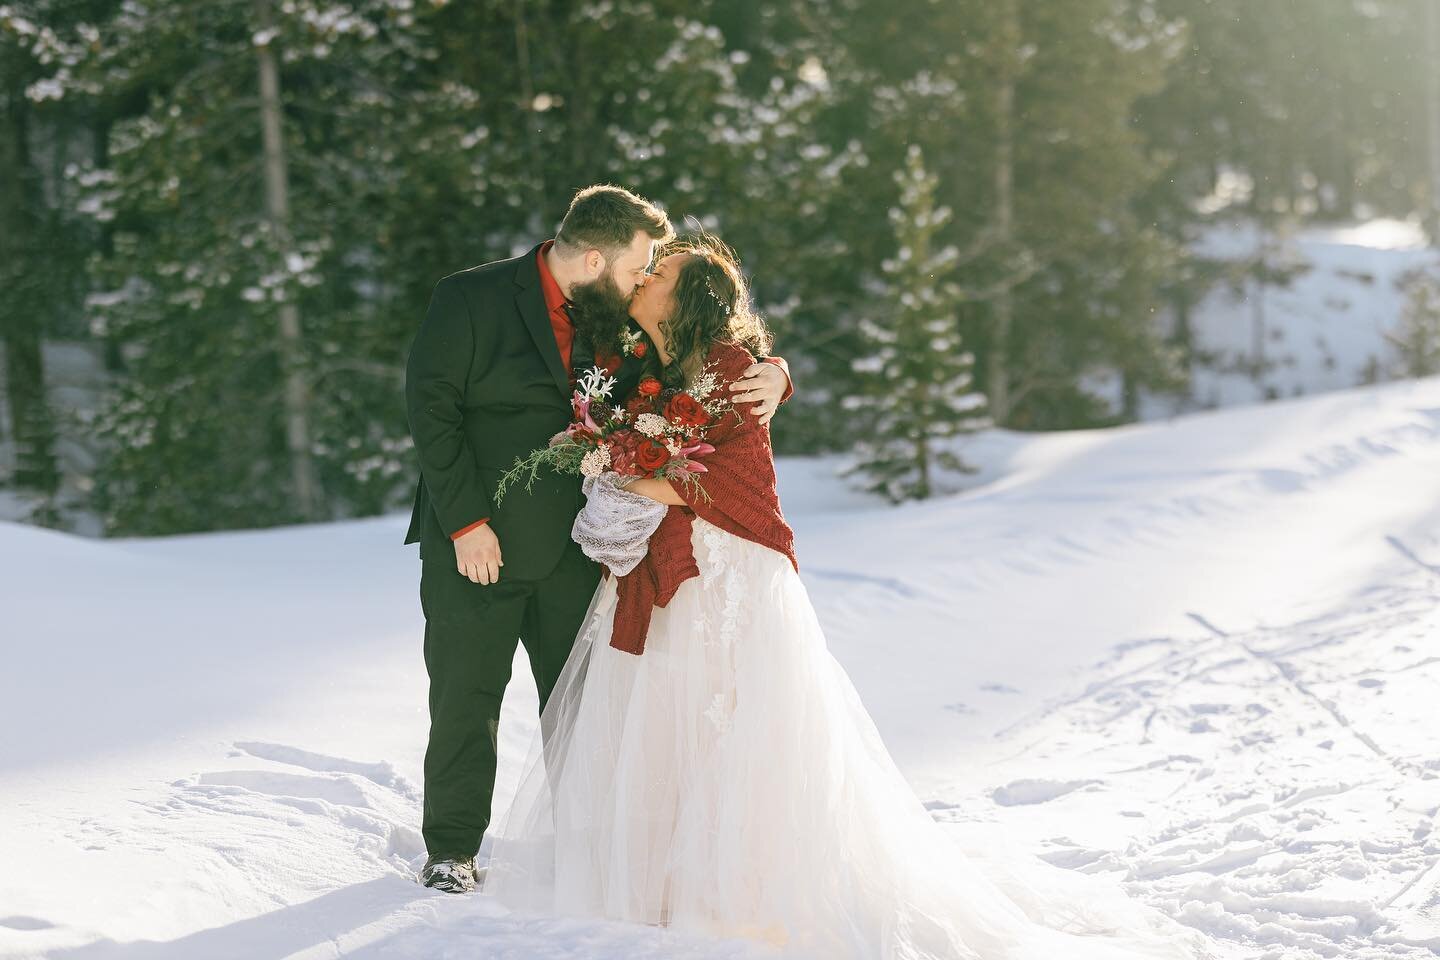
left=234, top=739, right=420, bottom=801
left=992, top=778, right=1104, bottom=807
left=0, top=916, right=55, bottom=931
left=195, top=770, right=371, bottom=807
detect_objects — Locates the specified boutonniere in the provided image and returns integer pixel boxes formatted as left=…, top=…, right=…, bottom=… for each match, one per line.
left=620, top=325, right=648, bottom=359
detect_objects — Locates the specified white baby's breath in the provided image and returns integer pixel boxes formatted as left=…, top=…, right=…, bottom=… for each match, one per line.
left=634, top=413, right=668, bottom=437
left=690, top=371, right=719, bottom=399
left=580, top=446, right=612, bottom=478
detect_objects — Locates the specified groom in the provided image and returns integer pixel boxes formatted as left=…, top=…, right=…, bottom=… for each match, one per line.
left=402, top=184, right=793, bottom=892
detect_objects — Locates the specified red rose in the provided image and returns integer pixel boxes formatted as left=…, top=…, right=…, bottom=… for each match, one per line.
left=664, top=392, right=710, bottom=427
left=638, top=377, right=662, bottom=397
left=632, top=341, right=648, bottom=358
left=635, top=440, right=670, bottom=472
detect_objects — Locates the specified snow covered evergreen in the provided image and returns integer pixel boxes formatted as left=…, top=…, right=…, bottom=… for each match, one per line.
left=846, top=145, right=989, bottom=502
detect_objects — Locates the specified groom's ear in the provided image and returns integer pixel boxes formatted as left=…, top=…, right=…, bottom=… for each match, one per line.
left=584, top=248, right=606, bottom=277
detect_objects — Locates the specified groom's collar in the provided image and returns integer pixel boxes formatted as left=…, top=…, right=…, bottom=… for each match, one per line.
left=535, top=239, right=572, bottom=317
left=512, top=239, right=550, bottom=290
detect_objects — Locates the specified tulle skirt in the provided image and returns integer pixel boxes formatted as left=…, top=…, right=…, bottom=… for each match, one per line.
left=481, top=517, right=1215, bottom=960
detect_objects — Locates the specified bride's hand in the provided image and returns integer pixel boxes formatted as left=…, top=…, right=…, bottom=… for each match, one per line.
left=623, top=476, right=687, bottom=505
left=728, top=360, right=790, bottom=425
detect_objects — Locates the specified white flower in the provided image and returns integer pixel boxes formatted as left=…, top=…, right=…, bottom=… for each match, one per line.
left=580, top=447, right=611, bottom=478
left=634, top=413, right=668, bottom=437
left=690, top=371, right=719, bottom=399
left=620, top=326, right=643, bottom=355
left=577, top=366, right=617, bottom=400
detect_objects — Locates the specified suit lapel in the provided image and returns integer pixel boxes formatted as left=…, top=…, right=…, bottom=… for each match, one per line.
left=513, top=243, right=572, bottom=398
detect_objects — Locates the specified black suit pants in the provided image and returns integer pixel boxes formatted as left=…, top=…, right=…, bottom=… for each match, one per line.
left=418, top=537, right=601, bottom=859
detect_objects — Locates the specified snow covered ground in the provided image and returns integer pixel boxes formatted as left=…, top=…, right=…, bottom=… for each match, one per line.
left=3, top=372, right=1440, bottom=959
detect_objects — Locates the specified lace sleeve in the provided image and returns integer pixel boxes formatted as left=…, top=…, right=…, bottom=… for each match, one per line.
left=571, top=472, right=669, bottom=577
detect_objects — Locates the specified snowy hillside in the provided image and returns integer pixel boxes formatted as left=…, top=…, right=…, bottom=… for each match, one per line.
left=3, top=373, right=1440, bottom=959
left=1135, top=217, right=1436, bottom=420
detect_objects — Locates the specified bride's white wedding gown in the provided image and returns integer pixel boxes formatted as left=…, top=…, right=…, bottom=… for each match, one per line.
left=481, top=515, right=1214, bottom=960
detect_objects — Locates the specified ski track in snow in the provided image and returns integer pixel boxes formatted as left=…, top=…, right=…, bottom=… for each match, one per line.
left=962, top=561, right=1440, bottom=959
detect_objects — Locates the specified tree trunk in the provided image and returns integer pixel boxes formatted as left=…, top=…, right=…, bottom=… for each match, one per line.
left=0, top=86, right=59, bottom=496
left=1251, top=239, right=1268, bottom=381
left=1121, top=369, right=1139, bottom=421
left=514, top=0, right=548, bottom=216
left=255, top=0, right=320, bottom=521
left=987, top=0, right=1019, bottom=425
left=1426, top=0, right=1440, bottom=243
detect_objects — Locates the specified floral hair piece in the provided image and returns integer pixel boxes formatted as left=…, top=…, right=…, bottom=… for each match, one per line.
left=704, top=279, right=731, bottom=316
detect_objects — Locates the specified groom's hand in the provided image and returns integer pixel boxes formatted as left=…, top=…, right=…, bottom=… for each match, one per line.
left=728, top=361, right=790, bottom=426
left=455, top=523, right=503, bottom=585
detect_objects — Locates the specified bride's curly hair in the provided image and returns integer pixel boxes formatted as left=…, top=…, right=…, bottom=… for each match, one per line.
left=641, top=233, right=773, bottom=389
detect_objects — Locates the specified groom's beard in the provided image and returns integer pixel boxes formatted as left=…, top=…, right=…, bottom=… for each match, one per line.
left=568, top=272, right=633, bottom=358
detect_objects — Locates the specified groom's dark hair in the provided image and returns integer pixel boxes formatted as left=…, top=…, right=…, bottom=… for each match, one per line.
left=554, top=184, right=674, bottom=260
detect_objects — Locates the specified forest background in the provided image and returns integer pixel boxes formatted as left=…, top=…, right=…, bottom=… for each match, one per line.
left=2, top=0, right=1436, bottom=535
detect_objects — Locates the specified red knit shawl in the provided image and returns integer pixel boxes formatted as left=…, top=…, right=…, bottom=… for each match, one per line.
left=608, top=339, right=798, bottom=655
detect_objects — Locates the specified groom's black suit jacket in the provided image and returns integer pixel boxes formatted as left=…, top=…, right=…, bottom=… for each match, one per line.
left=403, top=242, right=645, bottom=581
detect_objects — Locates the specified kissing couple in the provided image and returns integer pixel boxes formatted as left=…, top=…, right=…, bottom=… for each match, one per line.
left=402, top=184, right=1215, bottom=959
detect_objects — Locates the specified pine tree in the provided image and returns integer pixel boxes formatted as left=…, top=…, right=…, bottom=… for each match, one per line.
left=845, top=145, right=989, bottom=503
left=756, top=0, right=1191, bottom=433
left=1387, top=267, right=1440, bottom=378
left=1138, top=0, right=1426, bottom=222
left=51, top=0, right=857, bottom=533
left=63, top=0, right=466, bottom=534
left=0, top=0, right=99, bottom=516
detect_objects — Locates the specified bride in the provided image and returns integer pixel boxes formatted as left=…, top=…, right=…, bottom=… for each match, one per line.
left=480, top=238, right=1215, bottom=960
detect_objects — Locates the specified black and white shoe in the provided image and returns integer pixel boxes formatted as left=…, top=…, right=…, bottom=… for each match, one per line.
left=420, top=854, right=479, bottom=893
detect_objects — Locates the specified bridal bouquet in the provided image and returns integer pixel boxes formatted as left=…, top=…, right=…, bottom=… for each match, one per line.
left=492, top=365, right=731, bottom=506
